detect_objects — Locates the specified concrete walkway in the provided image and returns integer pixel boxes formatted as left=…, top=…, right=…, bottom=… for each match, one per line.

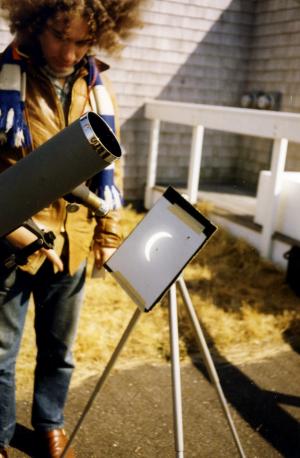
left=8, top=347, right=300, bottom=457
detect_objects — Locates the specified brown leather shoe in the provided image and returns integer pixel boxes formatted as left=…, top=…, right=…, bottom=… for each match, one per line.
left=39, top=428, right=75, bottom=458
left=0, top=449, right=8, bottom=458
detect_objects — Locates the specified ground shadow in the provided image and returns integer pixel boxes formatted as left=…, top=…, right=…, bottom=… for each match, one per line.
left=176, top=285, right=300, bottom=457
left=193, top=357, right=300, bottom=457
left=10, top=423, right=36, bottom=457
left=283, top=318, right=300, bottom=354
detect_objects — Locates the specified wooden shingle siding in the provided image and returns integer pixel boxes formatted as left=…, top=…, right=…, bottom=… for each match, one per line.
left=106, top=0, right=255, bottom=199
left=238, top=0, right=300, bottom=188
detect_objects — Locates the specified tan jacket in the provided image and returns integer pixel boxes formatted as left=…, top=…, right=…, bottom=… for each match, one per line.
left=0, top=55, right=122, bottom=275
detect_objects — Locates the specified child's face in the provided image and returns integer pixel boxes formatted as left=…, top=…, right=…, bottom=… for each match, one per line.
left=39, top=13, right=92, bottom=77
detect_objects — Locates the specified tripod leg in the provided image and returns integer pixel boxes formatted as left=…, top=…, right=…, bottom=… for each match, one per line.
left=168, top=284, right=184, bottom=458
left=61, top=306, right=142, bottom=458
left=177, top=276, right=246, bottom=458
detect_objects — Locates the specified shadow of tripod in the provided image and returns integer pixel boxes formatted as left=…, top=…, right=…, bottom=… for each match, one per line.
left=61, top=275, right=246, bottom=458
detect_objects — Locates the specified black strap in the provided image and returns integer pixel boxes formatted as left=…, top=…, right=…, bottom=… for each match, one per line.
left=0, top=219, right=56, bottom=271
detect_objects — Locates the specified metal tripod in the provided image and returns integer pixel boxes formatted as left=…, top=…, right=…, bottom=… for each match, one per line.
left=61, top=275, right=246, bottom=458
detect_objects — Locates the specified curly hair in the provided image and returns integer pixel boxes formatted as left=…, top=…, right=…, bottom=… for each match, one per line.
left=0, top=0, right=146, bottom=53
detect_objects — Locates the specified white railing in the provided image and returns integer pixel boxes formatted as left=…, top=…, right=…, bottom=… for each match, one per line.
left=144, top=99, right=300, bottom=259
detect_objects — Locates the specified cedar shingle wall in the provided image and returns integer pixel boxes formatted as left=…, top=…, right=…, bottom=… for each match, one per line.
left=237, top=0, right=300, bottom=188
left=105, top=0, right=256, bottom=199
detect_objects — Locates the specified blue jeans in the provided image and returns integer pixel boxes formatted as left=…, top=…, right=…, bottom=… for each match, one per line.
left=0, top=259, right=86, bottom=448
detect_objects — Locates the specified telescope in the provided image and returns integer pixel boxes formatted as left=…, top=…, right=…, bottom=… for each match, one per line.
left=0, top=112, right=121, bottom=238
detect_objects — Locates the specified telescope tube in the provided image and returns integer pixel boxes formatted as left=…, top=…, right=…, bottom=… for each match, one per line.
left=0, top=112, right=121, bottom=237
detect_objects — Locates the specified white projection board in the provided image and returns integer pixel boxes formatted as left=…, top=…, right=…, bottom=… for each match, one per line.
left=104, top=187, right=217, bottom=312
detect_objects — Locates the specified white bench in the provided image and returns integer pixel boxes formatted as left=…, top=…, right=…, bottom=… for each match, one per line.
left=255, top=171, right=300, bottom=242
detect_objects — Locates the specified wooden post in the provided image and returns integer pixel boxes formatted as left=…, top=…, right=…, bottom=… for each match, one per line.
left=187, top=125, right=204, bottom=204
left=144, top=119, right=160, bottom=209
left=260, top=137, right=288, bottom=258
